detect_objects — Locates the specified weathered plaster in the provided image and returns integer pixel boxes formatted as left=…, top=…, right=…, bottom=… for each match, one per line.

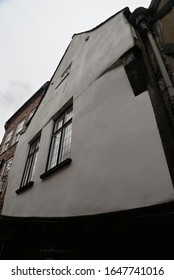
left=3, top=11, right=174, bottom=217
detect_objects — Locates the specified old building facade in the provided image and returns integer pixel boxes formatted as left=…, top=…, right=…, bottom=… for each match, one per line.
left=0, top=82, right=49, bottom=214
left=0, top=0, right=174, bottom=259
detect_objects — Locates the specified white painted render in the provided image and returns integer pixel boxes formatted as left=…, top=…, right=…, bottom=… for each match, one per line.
left=3, top=11, right=174, bottom=217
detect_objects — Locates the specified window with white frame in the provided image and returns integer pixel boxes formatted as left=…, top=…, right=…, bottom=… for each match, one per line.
left=1, top=129, right=14, bottom=153
left=20, top=136, right=40, bottom=188
left=0, top=157, right=13, bottom=192
left=1, top=158, right=13, bottom=177
left=47, top=106, right=73, bottom=171
left=28, top=108, right=36, bottom=121
left=13, top=119, right=25, bottom=144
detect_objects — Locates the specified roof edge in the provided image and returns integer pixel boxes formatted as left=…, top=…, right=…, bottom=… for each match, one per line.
left=48, top=7, right=130, bottom=88
left=72, top=7, right=130, bottom=38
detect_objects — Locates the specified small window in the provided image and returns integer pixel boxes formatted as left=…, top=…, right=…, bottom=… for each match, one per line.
left=13, top=119, right=25, bottom=144
left=47, top=106, right=73, bottom=171
left=20, top=136, right=40, bottom=188
left=55, top=62, right=72, bottom=89
left=28, top=108, right=36, bottom=121
left=61, top=62, right=72, bottom=79
left=1, top=129, right=14, bottom=153
left=1, top=158, right=13, bottom=177
left=0, top=157, right=13, bottom=192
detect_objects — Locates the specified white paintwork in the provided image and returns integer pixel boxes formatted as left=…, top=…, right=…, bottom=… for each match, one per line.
left=2, top=11, right=174, bottom=217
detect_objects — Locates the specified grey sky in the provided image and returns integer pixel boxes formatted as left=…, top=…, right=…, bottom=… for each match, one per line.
left=0, top=0, right=151, bottom=142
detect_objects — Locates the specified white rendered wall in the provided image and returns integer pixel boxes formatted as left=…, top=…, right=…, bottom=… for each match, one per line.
left=3, top=11, right=174, bottom=217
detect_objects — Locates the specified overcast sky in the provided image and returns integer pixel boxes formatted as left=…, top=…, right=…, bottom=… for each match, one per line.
left=0, top=0, right=151, bottom=142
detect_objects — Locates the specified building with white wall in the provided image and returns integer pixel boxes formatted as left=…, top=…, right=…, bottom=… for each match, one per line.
left=1, top=0, right=174, bottom=259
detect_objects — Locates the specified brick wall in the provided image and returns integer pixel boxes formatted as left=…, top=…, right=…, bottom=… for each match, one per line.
left=0, top=82, right=49, bottom=213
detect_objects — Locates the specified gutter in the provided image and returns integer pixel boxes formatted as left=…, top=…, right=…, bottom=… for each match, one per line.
left=129, top=7, right=174, bottom=108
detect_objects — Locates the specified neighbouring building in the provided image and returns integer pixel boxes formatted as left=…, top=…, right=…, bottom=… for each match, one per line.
left=0, top=82, right=49, bottom=214
left=1, top=0, right=174, bottom=259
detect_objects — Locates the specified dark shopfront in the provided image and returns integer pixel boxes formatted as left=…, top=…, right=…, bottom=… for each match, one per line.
left=0, top=202, right=174, bottom=260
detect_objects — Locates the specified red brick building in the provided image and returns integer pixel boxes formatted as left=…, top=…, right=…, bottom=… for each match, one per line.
left=0, top=82, right=49, bottom=213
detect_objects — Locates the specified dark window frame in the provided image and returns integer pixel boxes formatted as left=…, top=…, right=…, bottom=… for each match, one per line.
left=40, top=158, right=72, bottom=179
left=44, top=105, right=73, bottom=175
left=16, top=136, right=40, bottom=193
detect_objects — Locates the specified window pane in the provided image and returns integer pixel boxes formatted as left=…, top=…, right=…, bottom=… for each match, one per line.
left=21, top=136, right=40, bottom=187
left=16, top=119, right=25, bottom=134
left=4, top=143, right=9, bottom=152
left=6, top=130, right=13, bottom=142
left=35, top=137, right=40, bottom=149
left=29, top=137, right=40, bottom=155
left=30, top=152, right=39, bottom=180
left=54, top=116, right=63, bottom=133
left=47, top=105, right=73, bottom=171
left=48, top=132, right=61, bottom=169
left=15, top=133, right=21, bottom=143
left=14, top=119, right=25, bottom=144
left=2, top=158, right=13, bottom=177
left=65, top=106, right=73, bottom=123
left=28, top=108, right=36, bottom=120
left=21, top=155, right=33, bottom=186
left=27, top=152, right=38, bottom=182
left=59, top=122, right=72, bottom=163
left=2, top=129, right=14, bottom=153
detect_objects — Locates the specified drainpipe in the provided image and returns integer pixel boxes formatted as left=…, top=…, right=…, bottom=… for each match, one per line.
left=130, top=7, right=174, bottom=107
